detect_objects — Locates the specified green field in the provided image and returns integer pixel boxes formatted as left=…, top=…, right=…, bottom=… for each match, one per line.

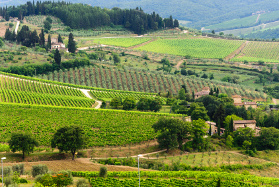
left=231, top=41, right=279, bottom=62
left=0, top=75, right=94, bottom=108
left=0, top=103, right=180, bottom=147
left=89, top=37, right=151, bottom=48
left=136, top=38, right=244, bottom=59
left=204, top=15, right=258, bottom=31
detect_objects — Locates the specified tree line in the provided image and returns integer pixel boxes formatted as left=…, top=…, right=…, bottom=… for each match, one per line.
left=0, top=1, right=179, bottom=34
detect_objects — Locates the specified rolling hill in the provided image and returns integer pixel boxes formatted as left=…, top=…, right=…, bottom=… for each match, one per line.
left=2, top=0, right=279, bottom=30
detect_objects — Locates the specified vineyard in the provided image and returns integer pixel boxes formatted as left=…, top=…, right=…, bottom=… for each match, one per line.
left=25, top=15, right=66, bottom=30
left=0, top=75, right=94, bottom=108
left=135, top=38, right=245, bottom=59
left=90, top=37, right=151, bottom=48
left=0, top=103, right=181, bottom=146
left=231, top=41, right=279, bottom=62
left=91, top=90, right=160, bottom=101
left=37, top=66, right=265, bottom=100
left=73, top=171, right=279, bottom=186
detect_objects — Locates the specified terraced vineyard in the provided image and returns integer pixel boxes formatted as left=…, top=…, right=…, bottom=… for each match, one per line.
left=91, top=37, right=151, bottom=47
left=0, top=103, right=181, bottom=146
left=231, top=41, right=279, bottom=62
left=135, top=38, right=245, bottom=59
left=37, top=66, right=265, bottom=100
left=0, top=75, right=94, bottom=108
left=73, top=171, right=279, bottom=186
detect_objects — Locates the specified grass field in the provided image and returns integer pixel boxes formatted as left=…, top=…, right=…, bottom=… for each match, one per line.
left=231, top=41, right=279, bottom=62
left=136, top=38, right=245, bottom=59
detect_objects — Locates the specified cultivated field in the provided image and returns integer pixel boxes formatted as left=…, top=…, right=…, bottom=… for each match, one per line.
left=88, top=37, right=151, bottom=48
left=0, top=102, right=181, bottom=147
left=37, top=66, right=265, bottom=99
left=135, top=38, right=245, bottom=59
left=0, top=75, right=94, bottom=108
left=231, top=41, right=279, bottom=62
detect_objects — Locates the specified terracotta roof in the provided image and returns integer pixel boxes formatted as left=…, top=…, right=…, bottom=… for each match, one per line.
left=232, top=95, right=242, bottom=98
left=243, top=102, right=257, bottom=105
left=233, top=120, right=256, bottom=124
left=195, top=91, right=210, bottom=96
left=206, top=121, right=216, bottom=125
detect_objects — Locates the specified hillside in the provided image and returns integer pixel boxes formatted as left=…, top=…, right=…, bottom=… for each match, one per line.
left=2, top=0, right=279, bottom=30
left=36, top=66, right=266, bottom=100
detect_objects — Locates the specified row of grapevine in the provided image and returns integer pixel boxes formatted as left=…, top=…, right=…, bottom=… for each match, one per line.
left=0, top=75, right=94, bottom=108
left=72, top=171, right=279, bottom=185
left=37, top=66, right=265, bottom=100
left=89, top=178, right=259, bottom=187
left=0, top=103, right=181, bottom=146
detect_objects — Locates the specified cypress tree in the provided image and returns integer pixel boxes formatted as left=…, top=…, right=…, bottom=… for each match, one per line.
left=229, top=117, right=234, bottom=133
left=217, top=119, right=221, bottom=136
left=39, top=29, right=45, bottom=47
left=47, top=34, right=51, bottom=50
left=68, top=33, right=76, bottom=53
left=58, top=34, right=63, bottom=43
left=54, top=48, right=61, bottom=68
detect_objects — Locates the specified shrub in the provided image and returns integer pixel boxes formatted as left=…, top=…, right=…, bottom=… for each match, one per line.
left=76, top=178, right=89, bottom=187
left=3, top=166, right=12, bottom=177
left=4, top=177, right=12, bottom=187
left=99, top=167, right=107, bottom=178
left=52, top=170, right=73, bottom=187
left=31, top=165, right=48, bottom=178
left=12, top=164, right=24, bottom=175
left=19, top=178, right=28, bottom=183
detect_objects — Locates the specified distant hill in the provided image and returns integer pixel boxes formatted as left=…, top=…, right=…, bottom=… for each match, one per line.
left=2, top=0, right=279, bottom=29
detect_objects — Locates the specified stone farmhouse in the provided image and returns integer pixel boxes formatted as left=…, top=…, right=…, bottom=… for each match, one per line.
left=206, top=121, right=225, bottom=135
left=232, top=95, right=257, bottom=109
left=233, top=120, right=261, bottom=134
left=194, top=87, right=210, bottom=99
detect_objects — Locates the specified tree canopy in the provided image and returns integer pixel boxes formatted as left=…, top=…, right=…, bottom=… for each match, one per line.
left=8, top=132, right=39, bottom=159
left=51, top=125, right=87, bottom=160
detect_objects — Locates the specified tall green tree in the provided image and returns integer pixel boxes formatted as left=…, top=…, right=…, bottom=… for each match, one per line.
left=54, top=48, right=61, bottom=68
left=192, top=119, right=207, bottom=150
left=51, top=126, right=86, bottom=160
left=47, top=34, right=51, bottom=50
left=110, top=97, right=122, bottom=109
left=213, top=104, right=226, bottom=127
left=8, top=132, right=39, bottom=159
left=68, top=33, right=76, bottom=53
left=39, top=29, right=45, bottom=47
left=152, top=118, right=191, bottom=151
left=178, top=88, right=186, bottom=100
left=58, top=34, right=63, bottom=43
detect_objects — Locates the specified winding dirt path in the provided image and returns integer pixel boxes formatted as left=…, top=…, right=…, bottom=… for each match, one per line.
left=14, top=20, right=20, bottom=34
left=80, top=89, right=102, bottom=109
left=255, top=14, right=261, bottom=23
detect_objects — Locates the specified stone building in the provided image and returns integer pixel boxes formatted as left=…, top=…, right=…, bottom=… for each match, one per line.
left=232, top=95, right=257, bottom=109
left=194, top=87, right=210, bottom=99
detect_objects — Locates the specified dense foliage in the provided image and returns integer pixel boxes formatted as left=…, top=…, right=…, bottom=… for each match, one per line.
left=0, top=1, right=178, bottom=34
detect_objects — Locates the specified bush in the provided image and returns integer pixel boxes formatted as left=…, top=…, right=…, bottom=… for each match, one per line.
left=99, top=167, right=107, bottom=178
left=4, top=177, right=12, bottom=187
left=31, top=165, right=48, bottom=178
left=12, top=164, right=24, bottom=175
left=76, top=178, right=89, bottom=187
left=3, top=166, right=12, bottom=177
left=19, top=178, right=28, bottom=183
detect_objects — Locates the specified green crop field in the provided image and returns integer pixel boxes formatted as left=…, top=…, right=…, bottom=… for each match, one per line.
left=73, top=171, right=279, bottom=186
left=89, top=37, right=151, bottom=47
left=136, top=38, right=244, bottom=59
left=0, top=75, right=94, bottom=108
left=204, top=15, right=258, bottom=31
left=231, top=41, right=279, bottom=62
left=37, top=66, right=265, bottom=100
left=0, top=103, right=180, bottom=146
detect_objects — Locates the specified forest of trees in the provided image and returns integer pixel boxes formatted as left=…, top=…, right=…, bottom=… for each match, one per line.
left=0, top=1, right=178, bottom=34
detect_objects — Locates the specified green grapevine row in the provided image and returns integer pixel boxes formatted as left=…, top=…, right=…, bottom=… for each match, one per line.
left=0, top=103, right=181, bottom=146
left=73, top=171, right=279, bottom=186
